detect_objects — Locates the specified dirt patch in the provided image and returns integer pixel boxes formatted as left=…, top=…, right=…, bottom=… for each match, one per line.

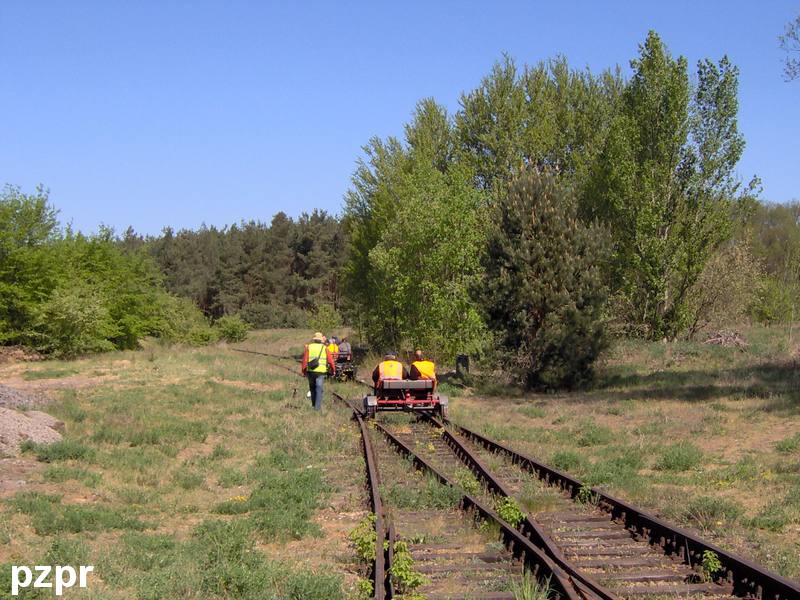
left=0, top=346, right=44, bottom=363
left=0, top=457, right=43, bottom=496
left=0, top=407, right=64, bottom=456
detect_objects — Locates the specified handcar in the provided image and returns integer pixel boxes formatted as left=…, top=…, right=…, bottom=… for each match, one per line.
left=330, top=352, right=356, bottom=382
left=363, top=379, right=448, bottom=419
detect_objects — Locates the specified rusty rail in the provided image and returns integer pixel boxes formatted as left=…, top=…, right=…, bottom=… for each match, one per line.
left=373, top=420, right=587, bottom=600
left=332, top=392, right=391, bottom=599
left=445, top=417, right=800, bottom=600
left=422, top=414, right=619, bottom=600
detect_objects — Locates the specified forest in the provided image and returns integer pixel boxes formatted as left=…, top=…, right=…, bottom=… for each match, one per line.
left=2, top=31, right=798, bottom=387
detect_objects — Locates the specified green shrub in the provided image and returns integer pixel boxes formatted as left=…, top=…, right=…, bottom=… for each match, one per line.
left=24, top=439, right=93, bottom=463
left=681, top=495, right=743, bottom=530
left=656, top=442, right=703, bottom=471
left=481, top=170, right=610, bottom=389
left=215, top=314, right=249, bottom=343
left=551, top=450, right=587, bottom=472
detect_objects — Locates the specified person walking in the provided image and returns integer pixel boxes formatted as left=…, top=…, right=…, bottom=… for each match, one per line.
left=301, top=332, right=335, bottom=411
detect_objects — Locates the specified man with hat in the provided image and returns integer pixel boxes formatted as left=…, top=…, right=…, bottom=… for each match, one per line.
left=301, top=332, right=336, bottom=410
left=371, top=350, right=409, bottom=391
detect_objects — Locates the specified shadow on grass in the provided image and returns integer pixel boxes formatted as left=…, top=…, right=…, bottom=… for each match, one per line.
left=591, top=359, right=800, bottom=412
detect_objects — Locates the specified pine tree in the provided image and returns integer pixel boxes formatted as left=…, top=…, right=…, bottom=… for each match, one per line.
left=482, top=170, right=609, bottom=389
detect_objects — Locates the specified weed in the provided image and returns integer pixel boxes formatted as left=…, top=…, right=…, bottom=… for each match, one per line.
left=700, top=550, right=723, bottom=582
left=43, top=465, right=101, bottom=486
left=8, top=491, right=149, bottom=535
left=382, top=475, right=462, bottom=510
left=496, top=496, right=524, bottom=527
left=218, top=469, right=247, bottom=488
left=519, top=404, right=546, bottom=419
left=348, top=514, right=377, bottom=561
left=22, top=439, right=93, bottom=463
left=23, top=368, right=78, bottom=380
left=575, top=420, right=613, bottom=446
left=511, top=571, right=551, bottom=600
left=173, top=467, right=205, bottom=490
left=776, top=433, right=800, bottom=453
left=550, top=450, right=586, bottom=472
left=390, top=540, right=425, bottom=594
left=518, top=481, right=561, bottom=513
left=454, top=467, right=482, bottom=495
left=680, top=496, right=743, bottom=531
left=656, top=442, right=703, bottom=471
left=577, top=485, right=599, bottom=505
left=749, top=503, right=790, bottom=532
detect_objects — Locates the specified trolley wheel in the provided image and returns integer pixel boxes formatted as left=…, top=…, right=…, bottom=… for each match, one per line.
left=365, top=406, right=376, bottom=420
left=437, top=404, right=448, bottom=419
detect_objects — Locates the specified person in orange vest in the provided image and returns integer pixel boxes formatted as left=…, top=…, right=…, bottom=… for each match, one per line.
left=409, top=350, right=437, bottom=389
left=371, top=351, right=408, bottom=391
left=301, top=332, right=336, bottom=411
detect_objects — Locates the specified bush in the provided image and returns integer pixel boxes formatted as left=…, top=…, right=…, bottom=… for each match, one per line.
left=31, top=283, right=118, bottom=357
left=154, top=294, right=217, bottom=346
left=686, top=242, right=761, bottom=338
left=481, top=170, right=610, bottom=389
left=750, top=276, right=797, bottom=326
left=215, top=314, right=249, bottom=343
left=308, top=303, right=342, bottom=335
left=656, top=442, right=703, bottom=471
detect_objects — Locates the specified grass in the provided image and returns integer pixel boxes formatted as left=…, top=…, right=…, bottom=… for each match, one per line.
left=449, top=323, right=800, bottom=579
left=22, top=367, right=78, bottom=380
left=381, top=474, right=462, bottom=510
left=0, top=329, right=366, bottom=598
left=20, top=438, right=94, bottom=462
left=655, top=442, right=704, bottom=471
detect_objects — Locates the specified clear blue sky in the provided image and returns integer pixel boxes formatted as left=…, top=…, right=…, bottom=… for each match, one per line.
left=1, top=1, right=798, bottom=235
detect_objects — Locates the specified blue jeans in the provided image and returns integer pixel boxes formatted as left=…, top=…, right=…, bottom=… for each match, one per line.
left=307, top=373, right=325, bottom=410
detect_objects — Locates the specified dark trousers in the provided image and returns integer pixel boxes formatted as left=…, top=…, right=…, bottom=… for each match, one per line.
left=307, top=373, right=325, bottom=411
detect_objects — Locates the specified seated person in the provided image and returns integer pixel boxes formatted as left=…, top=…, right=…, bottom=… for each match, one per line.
left=337, top=337, right=352, bottom=360
left=409, top=350, right=437, bottom=389
left=327, top=336, right=339, bottom=356
left=371, top=351, right=409, bottom=391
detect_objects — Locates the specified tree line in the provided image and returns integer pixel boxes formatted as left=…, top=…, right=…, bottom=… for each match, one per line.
left=2, top=30, right=798, bottom=383
left=342, top=30, right=797, bottom=387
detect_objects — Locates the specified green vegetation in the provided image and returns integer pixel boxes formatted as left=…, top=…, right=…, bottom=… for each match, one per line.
left=511, top=571, right=552, bottom=600
left=495, top=496, right=524, bottom=527
left=214, top=314, right=249, bottom=343
left=656, top=442, right=704, bottom=471
left=20, top=439, right=94, bottom=462
left=0, top=185, right=214, bottom=355
left=389, top=540, right=426, bottom=596
left=481, top=170, right=610, bottom=388
left=381, top=474, right=462, bottom=510
left=348, top=514, right=377, bottom=562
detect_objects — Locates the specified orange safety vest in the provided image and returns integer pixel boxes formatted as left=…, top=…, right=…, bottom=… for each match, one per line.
left=411, top=360, right=436, bottom=380
left=378, top=360, right=404, bottom=381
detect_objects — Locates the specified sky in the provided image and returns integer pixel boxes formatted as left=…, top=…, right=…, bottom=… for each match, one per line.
left=1, top=1, right=798, bottom=235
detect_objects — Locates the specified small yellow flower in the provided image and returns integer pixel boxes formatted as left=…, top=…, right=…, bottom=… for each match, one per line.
left=230, top=495, right=247, bottom=503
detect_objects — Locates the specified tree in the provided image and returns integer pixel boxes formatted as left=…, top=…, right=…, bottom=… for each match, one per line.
left=586, top=31, right=754, bottom=338
left=343, top=101, right=488, bottom=359
left=481, top=170, right=610, bottom=389
left=0, top=185, right=60, bottom=343
left=779, top=14, right=800, bottom=81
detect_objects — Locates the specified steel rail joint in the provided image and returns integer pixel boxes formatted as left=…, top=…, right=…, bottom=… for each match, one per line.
left=446, top=418, right=800, bottom=600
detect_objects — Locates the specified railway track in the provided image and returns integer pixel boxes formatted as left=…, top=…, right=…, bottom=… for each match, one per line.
left=335, top=392, right=586, bottom=600
left=247, top=350, right=798, bottom=600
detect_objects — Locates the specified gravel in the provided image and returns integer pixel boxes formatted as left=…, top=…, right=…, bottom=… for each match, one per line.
left=0, top=383, right=49, bottom=410
left=0, top=384, right=64, bottom=456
